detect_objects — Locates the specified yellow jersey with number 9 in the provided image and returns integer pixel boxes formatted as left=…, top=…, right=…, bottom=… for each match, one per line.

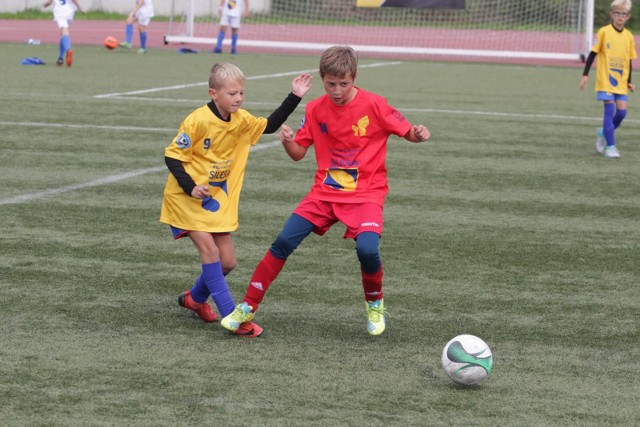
left=160, top=104, right=267, bottom=232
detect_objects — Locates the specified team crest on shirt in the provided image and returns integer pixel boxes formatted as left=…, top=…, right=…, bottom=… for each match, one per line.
left=175, top=132, right=191, bottom=149
left=391, top=109, right=406, bottom=122
left=352, top=116, right=369, bottom=136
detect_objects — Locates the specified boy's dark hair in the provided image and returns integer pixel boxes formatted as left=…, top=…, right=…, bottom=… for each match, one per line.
left=319, top=46, right=358, bottom=79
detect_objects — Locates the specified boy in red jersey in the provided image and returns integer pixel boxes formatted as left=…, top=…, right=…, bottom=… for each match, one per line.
left=221, top=46, right=430, bottom=336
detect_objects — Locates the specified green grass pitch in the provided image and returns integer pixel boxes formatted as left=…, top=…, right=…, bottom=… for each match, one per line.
left=1, top=42, right=639, bottom=426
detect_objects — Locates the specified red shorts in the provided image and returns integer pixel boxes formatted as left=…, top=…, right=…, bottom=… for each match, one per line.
left=293, top=197, right=383, bottom=239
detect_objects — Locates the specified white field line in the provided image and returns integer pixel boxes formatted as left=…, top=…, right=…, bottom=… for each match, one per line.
left=93, top=62, right=402, bottom=99
left=0, top=141, right=281, bottom=206
left=0, top=121, right=175, bottom=133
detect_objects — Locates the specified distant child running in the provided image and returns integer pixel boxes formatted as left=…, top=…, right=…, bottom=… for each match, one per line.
left=213, top=0, right=249, bottom=54
left=42, top=0, right=84, bottom=67
left=221, top=46, right=431, bottom=336
left=118, top=0, right=154, bottom=53
left=160, top=63, right=312, bottom=338
left=579, top=0, right=637, bottom=159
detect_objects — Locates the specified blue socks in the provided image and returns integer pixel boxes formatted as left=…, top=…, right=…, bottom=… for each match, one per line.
left=602, top=103, right=615, bottom=147
left=189, top=275, right=210, bottom=303
left=125, top=24, right=133, bottom=44
left=613, top=109, right=627, bottom=130
left=202, top=262, right=236, bottom=318
left=140, top=31, right=147, bottom=49
left=603, top=103, right=628, bottom=147
left=59, top=35, right=70, bottom=59
left=215, top=31, right=225, bottom=50
left=231, top=33, right=239, bottom=52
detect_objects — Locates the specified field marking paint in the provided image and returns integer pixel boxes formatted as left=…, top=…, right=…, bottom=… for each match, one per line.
left=93, top=62, right=402, bottom=99
left=0, top=141, right=281, bottom=206
left=0, top=121, right=175, bottom=133
left=401, top=108, right=640, bottom=123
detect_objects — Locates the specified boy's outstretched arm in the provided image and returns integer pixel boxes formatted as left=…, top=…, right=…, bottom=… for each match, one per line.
left=279, top=124, right=308, bottom=161
left=263, top=73, right=312, bottom=135
left=404, top=124, right=431, bottom=143
left=291, top=73, right=313, bottom=98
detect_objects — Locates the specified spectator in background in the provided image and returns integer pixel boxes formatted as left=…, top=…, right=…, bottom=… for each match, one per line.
left=213, top=0, right=249, bottom=54
left=118, top=0, right=154, bottom=54
left=43, top=0, right=84, bottom=67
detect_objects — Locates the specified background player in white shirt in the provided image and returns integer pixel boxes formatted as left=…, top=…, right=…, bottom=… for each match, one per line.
left=118, top=0, right=154, bottom=53
left=42, top=0, right=84, bottom=67
left=213, top=0, right=249, bottom=54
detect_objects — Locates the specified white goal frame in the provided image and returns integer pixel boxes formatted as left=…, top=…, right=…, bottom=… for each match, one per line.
left=164, top=0, right=595, bottom=63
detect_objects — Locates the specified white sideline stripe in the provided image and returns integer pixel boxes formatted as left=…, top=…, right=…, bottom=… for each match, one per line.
left=0, top=121, right=175, bottom=133
left=0, top=141, right=281, bottom=206
left=93, top=62, right=401, bottom=99
left=402, top=108, right=640, bottom=123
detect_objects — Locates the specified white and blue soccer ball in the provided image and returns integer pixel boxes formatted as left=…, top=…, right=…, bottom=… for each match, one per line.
left=441, top=334, right=493, bottom=386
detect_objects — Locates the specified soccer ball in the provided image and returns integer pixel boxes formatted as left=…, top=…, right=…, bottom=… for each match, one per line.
left=104, top=36, right=118, bottom=50
left=441, top=334, right=493, bottom=386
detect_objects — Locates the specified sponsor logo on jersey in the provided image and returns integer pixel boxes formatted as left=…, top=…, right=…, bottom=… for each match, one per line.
left=324, top=168, right=358, bottom=191
left=201, top=180, right=229, bottom=213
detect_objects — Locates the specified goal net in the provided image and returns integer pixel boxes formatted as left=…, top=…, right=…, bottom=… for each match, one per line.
left=164, top=0, right=594, bottom=63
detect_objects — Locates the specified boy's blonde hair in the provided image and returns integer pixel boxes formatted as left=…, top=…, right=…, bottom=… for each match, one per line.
left=209, top=63, right=245, bottom=89
left=319, top=46, right=358, bottom=79
left=611, top=0, right=632, bottom=12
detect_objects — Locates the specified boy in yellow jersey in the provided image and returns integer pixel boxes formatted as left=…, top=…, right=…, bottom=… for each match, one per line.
left=579, top=0, right=637, bottom=159
left=160, top=63, right=312, bottom=338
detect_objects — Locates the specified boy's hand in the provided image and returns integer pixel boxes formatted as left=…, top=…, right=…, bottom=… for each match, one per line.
left=191, top=185, right=210, bottom=199
left=629, top=83, right=636, bottom=92
left=291, top=73, right=313, bottom=98
left=579, top=75, right=589, bottom=91
left=279, top=124, right=294, bottom=144
left=413, top=125, right=430, bottom=142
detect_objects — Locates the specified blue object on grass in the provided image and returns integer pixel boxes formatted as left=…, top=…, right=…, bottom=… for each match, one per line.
left=177, top=48, right=199, bottom=54
left=21, top=57, right=46, bottom=65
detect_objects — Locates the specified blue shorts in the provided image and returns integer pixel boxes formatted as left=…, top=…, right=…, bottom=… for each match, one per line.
left=597, top=92, right=628, bottom=102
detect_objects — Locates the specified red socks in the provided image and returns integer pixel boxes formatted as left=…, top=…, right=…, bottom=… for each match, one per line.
left=362, top=268, right=384, bottom=301
left=244, top=250, right=286, bottom=312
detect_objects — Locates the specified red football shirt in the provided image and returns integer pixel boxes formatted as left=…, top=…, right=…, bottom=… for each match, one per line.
left=294, top=88, right=412, bottom=206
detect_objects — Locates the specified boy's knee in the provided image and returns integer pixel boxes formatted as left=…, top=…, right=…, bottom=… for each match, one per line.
left=356, top=232, right=381, bottom=272
left=270, top=234, right=296, bottom=259
left=222, top=260, right=237, bottom=276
